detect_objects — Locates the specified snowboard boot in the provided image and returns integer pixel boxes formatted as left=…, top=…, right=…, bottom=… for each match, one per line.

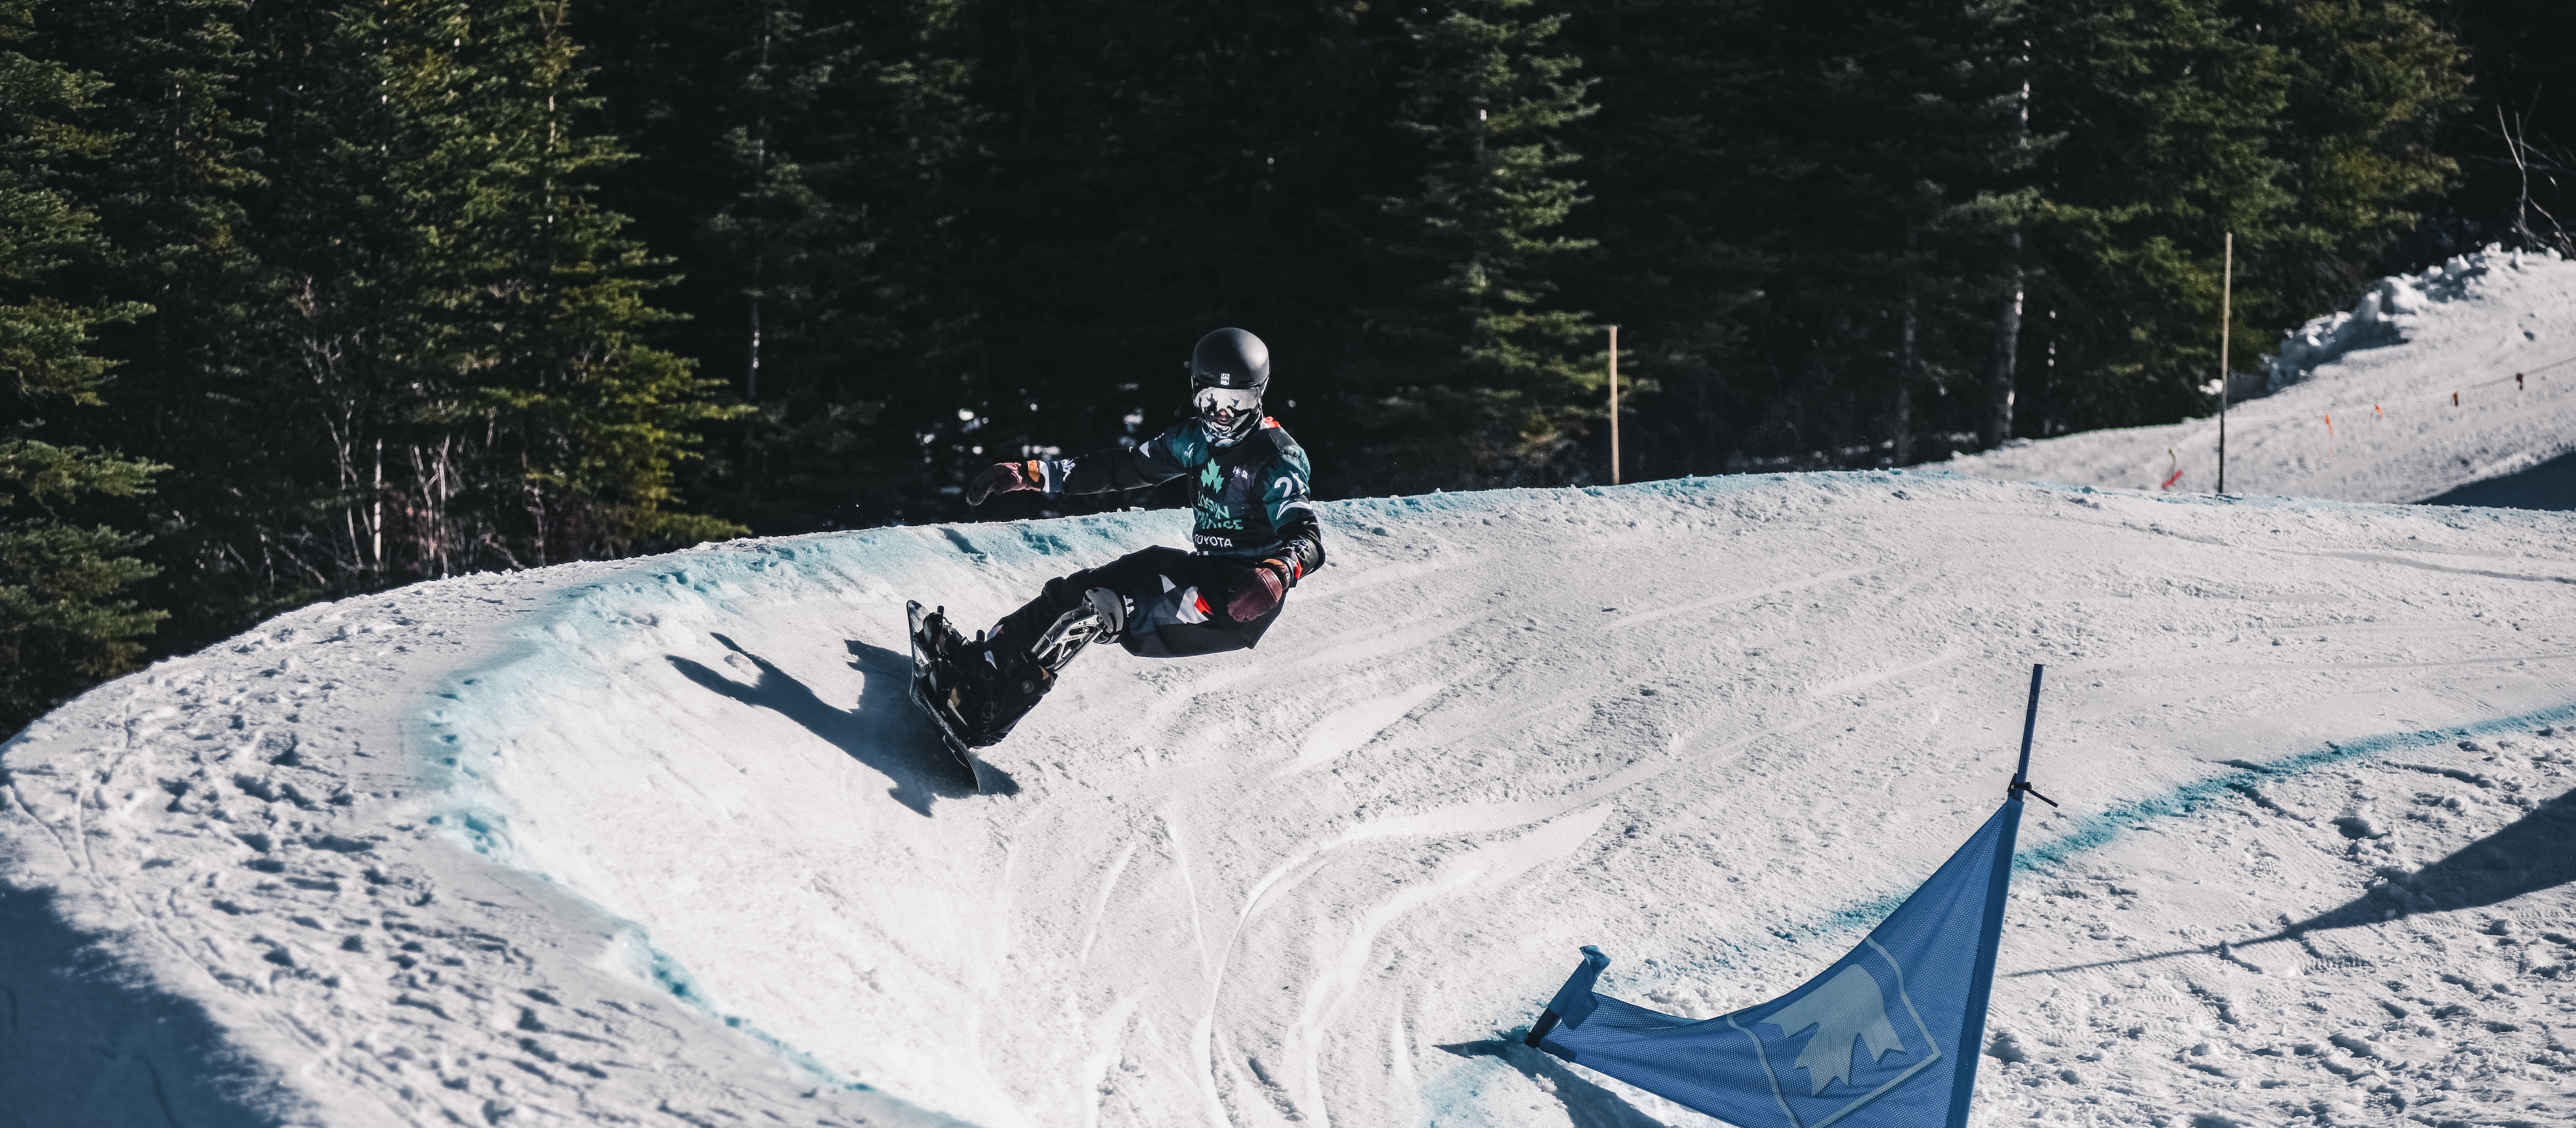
left=963, top=593, right=1119, bottom=744
left=968, top=627, right=1048, bottom=743
left=914, top=609, right=1035, bottom=747
left=912, top=607, right=999, bottom=744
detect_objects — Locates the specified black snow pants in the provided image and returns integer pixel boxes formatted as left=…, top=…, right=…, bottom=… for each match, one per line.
left=991, top=545, right=1285, bottom=660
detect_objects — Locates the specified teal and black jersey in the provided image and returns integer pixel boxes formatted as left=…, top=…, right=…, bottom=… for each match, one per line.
left=1036, top=417, right=1325, bottom=572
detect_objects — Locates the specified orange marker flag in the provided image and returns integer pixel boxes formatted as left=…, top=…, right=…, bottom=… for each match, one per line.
left=2374, top=404, right=2384, bottom=420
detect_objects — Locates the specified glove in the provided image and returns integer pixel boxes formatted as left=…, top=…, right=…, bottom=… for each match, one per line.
left=1223, top=558, right=1298, bottom=622
left=965, top=460, right=1042, bottom=506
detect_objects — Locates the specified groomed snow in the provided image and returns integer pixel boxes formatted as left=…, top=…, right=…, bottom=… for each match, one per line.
left=7, top=472, right=2574, bottom=1127
left=1947, top=248, right=2576, bottom=505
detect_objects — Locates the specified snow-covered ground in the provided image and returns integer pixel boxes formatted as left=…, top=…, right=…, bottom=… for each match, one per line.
left=1948, top=248, right=2576, bottom=505
left=7, top=472, right=2574, bottom=1127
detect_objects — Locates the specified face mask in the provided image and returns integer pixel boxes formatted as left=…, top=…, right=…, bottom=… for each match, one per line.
left=1195, top=385, right=1262, bottom=436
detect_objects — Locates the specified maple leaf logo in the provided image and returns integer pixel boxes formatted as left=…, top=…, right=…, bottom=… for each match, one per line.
left=1761, top=965, right=1907, bottom=1095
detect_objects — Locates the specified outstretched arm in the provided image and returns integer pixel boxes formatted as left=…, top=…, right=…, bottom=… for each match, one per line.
left=963, top=427, right=1195, bottom=505
left=1050, top=430, right=1192, bottom=495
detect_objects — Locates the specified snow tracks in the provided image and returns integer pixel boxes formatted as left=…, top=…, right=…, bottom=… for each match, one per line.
left=7, top=472, right=2576, bottom=1127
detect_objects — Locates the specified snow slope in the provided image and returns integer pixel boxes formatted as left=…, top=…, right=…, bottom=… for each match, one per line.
left=7, top=473, right=2576, bottom=1127
left=1948, top=248, right=2576, bottom=505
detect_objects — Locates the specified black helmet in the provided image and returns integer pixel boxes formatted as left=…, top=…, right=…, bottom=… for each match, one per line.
left=1189, top=328, right=1270, bottom=444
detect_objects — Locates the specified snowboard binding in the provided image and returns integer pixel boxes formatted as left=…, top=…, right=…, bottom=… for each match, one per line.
left=906, top=591, right=1123, bottom=764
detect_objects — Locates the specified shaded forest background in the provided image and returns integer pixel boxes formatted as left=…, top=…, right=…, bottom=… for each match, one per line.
left=4, top=0, right=2571, bottom=730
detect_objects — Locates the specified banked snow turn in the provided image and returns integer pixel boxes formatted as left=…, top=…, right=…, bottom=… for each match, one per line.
left=5, top=472, right=2575, bottom=1127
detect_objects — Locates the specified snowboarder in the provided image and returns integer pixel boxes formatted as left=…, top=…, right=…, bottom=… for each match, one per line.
left=909, top=327, right=1325, bottom=753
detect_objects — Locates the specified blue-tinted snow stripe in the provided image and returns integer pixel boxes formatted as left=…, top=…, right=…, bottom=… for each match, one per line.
left=2014, top=699, right=2576, bottom=875
left=412, top=809, right=975, bottom=1122
left=618, top=927, right=982, bottom=1124
left=1698, top=699, right=2576, bottom=968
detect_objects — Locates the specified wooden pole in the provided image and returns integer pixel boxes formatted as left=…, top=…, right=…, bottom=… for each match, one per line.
left=2218, top=232, right=2232, bottom=495
left=1607, top=325, right=1620, bottom=486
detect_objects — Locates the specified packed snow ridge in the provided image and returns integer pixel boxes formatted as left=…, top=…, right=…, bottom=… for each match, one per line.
left=6, top=471, right=2574, bottom=1127
left=1948, top=246, right=2576, bottom=507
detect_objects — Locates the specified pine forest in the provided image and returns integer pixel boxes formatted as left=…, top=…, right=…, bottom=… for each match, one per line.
left=3, top=0, right=2568, bottom=730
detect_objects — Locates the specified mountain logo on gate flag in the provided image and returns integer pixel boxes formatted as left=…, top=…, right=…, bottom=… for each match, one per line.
left=1761, top=958, right=1912, bottom=1095
left=1733, top=938, right=1944, bottom=1120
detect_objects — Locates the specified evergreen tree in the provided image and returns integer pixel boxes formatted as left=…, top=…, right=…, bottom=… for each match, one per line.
left=1547, top=0, right=1773, bottom=478
left=2257, top=0, right=2462, bottom=316
left=1555, top=0, right=2026, bottom=473
left=1737, top=0, right=2025, bottom=468
left=30, top=0, right=304, bottom=651
left=1362, top=0, right=1599, bottom=489
left=579, top=0, right=968, bottom=534
left=2415, top=0, right=2576, bottom=257
left=350, top=0, right=744, bottom=570
left=2020, top=0, right=2297, bottom=433
left=0, top=0, right=165, bottom=732
left=1873, top=0, right=2031, bottom=465
left=2016, top=0, right=2461, bottom=437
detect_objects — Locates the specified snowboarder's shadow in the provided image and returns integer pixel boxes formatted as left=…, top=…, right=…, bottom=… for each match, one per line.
left=1435, top=1039, right=1672, bottom=1128
left=665, top=634, right=1014, bottom=816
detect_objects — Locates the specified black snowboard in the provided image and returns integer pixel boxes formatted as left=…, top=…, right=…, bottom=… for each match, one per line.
left=905, top=600, right=983, bottom=784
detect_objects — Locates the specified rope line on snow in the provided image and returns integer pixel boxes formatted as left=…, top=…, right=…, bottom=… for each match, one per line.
left=2213, top=349, right=2576, bottom=426
left=2133, top=349, right=2576, bottom=491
